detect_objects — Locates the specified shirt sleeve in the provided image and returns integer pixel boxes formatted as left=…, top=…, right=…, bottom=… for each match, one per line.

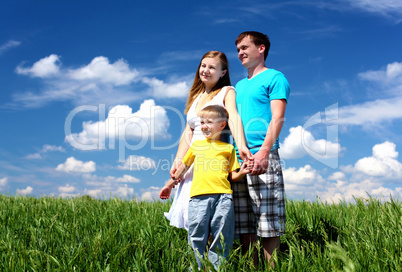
left=269, top=73, right=290, bottom=102
left=228, top=146, right=240, bottom=172
left=182, top=144, right=195, bottom=167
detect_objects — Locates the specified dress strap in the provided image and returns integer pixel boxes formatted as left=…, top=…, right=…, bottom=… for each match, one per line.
left=214, top=86, right=234, bottom=105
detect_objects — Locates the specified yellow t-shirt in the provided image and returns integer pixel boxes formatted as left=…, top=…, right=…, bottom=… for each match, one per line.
left=182, top=139, right=240, bottom=198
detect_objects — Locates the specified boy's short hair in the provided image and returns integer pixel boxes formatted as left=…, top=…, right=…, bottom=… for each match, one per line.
left=200, top=105, right=229, bottom=123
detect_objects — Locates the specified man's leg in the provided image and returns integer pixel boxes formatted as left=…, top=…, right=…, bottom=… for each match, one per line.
left=247, top=150, right=286, bottom=267
left=239, top=233, right=258, bottom=265
left=232, top=176, right=257, bottom=254
left=262, top=236, right=280, bottom=267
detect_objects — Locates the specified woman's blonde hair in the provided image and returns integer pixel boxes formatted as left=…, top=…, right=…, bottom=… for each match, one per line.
left=184, top=51, right=231, bottom=114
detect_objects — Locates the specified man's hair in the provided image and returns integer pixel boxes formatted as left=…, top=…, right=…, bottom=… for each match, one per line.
left=235, top=31, right=271, bottom=61
left=200, top=105, right=229, bottom=123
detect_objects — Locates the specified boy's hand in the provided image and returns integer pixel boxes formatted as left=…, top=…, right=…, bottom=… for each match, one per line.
left=159, top=185, right=172, bottom=199
left=172, top=177, right=181, bottom=187
left=239, top=160, right=253, bottom=175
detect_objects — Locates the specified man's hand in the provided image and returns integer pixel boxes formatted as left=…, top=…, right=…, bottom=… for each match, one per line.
left=251, top=149, right=269, bottom=175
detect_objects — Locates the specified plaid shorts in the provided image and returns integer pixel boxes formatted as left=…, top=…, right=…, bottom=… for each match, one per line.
left=232, top=149, right=286, bottom=237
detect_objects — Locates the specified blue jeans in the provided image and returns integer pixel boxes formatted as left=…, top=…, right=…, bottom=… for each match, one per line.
left=188, top=194, right=234, bottom=270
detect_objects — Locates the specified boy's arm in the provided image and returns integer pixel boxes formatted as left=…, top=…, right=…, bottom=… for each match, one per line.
left=229, top=161, right=252, bottom=182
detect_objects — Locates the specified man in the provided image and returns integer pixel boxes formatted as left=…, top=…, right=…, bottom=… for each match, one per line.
left=233, top=31, right=290, bottom=267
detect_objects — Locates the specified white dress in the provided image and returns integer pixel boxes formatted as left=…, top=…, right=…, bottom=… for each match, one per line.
left=164, top=86, right=232, bottom=230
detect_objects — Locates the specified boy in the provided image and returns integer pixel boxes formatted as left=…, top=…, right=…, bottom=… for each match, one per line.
left=168, top=105, right=251, bottom=270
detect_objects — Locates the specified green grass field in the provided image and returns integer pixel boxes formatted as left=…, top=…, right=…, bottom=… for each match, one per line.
left=0, top=194, right=400, bottom=271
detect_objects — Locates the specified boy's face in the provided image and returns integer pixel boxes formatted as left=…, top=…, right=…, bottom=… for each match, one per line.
left=200, top=113, right=226, bottom=139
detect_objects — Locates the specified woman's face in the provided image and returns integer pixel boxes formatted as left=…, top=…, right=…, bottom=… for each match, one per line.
left=199, top=57, right=226, bottom=89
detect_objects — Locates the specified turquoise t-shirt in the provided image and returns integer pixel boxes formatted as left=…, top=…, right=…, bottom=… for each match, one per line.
left=235, top=68, right=290, bottom=159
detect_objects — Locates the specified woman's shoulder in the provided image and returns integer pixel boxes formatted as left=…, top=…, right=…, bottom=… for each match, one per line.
left=216, top=86, right=235, bottom=98
left=223, top=85, right=235, bottom=92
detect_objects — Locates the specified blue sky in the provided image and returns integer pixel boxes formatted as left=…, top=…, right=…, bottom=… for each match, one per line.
left=1, top=0, right=402, bottom=202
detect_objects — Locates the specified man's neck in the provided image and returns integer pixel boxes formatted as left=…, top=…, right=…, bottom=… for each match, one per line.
left=247, top=63, right=268, bottom=79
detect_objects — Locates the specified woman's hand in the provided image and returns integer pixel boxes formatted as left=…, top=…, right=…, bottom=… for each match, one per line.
left=169, top=160, right=181, bottom=178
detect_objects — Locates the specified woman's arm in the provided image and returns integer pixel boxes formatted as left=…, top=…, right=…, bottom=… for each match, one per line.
left=224, top=88, right=252, bottom=161
left=174, top=163, right=191, bottom=181
left=170, top=123, right=193, bottom=177
left=159, top=178, right=179, bottom=199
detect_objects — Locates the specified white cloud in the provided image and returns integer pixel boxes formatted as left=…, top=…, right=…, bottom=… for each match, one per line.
left=16, top=54, right=61, bottom=78
left=79, top=174, right=138, bottom=198
left=68, top=56, right=139, bottom=85
left=317, top=178, right=401, bottom=204
left=118, top=155, right=156, bottom=171
left=17, top=186, right=33, bottom=195
left=324, top=97, right=402, bottom=127
left=42, top=145, right=65, bottom=152
left=343, top=0, right=402, bottom=22
left=283, top=165, right=325, bottom=197
left=86, top=175, right=140, bottom=185
left=280, top=126, right=340, bottom=159
left=142, top=77, right=189, bottom=98
left=66, top=100, right=170, bottom=150
left=0, top=40, right=21, bottom=55
left=0, top=177, right=8, bottom=188
left=140, top=186, right=162, bottom=201
left=83, top=176, right=135, bottom=198
left=58, top=184, right=76, bottom=193
left=55, top=157, right=96, bottom=173
left=328, top=171, right=346, bottom=181
left=26, top=144, right=65, bottom=160
left=294, top=141, right=402, bottom=203
left=319, top=62, right=402, bottom=128
left=58, top=184, right=79, bottom=197
left=283, top=164, right=401, bottom=203
left=115, top=185, right=134, bottom=197
left=358, top=61, right=402, bottom=95
left=115, top=175, right=140, bottom=183
left=11, top=55, right=190, bottom=109
left=354, top=141, right=402, bottom=178
left=84, top=189, right=102, bottom=198
left=25, top=153, right=42, bottom=160
left=386, top=62, right=402, bottom=79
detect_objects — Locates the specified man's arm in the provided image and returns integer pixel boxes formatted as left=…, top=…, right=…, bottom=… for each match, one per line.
left=251, top=99, right=287, bottom=175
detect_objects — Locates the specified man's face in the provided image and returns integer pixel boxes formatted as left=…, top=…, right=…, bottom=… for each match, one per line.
left=236, top=36, right=263, bottom=68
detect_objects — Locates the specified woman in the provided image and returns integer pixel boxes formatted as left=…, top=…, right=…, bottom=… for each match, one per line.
left=159, top=51, right=251, bottom=230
